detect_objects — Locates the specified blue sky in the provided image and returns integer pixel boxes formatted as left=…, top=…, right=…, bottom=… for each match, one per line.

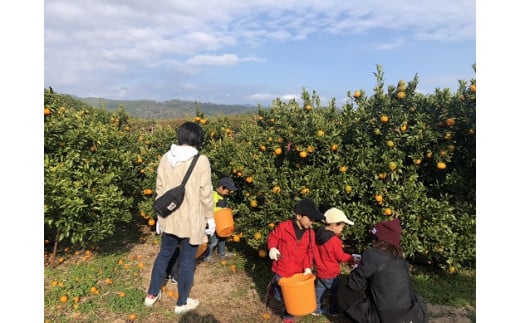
left=44, top=0, right=476, bottom=106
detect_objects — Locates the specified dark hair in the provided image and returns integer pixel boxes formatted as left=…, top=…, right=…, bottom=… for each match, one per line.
left=372, top=236, right=404, bottom=258
left=177, top=121, right=204, bottom=149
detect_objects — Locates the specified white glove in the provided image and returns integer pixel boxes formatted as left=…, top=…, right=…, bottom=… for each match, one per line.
left=155, top=220, right=162, bottom=235
left=205, top=218, right=216, bottom=235
left=269, top=248, right=281, bottom=260
left=303, top=268, right=313, bottom=275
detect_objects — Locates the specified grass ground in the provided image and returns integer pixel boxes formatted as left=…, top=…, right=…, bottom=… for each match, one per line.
left=44, top=223, right=475, bottom=322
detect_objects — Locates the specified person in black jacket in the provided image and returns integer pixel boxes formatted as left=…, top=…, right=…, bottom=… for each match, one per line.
left=337, top=217, right=428, bottom=323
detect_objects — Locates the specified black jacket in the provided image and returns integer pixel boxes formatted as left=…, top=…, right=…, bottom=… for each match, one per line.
left=342, top=248, right=417, bottom=323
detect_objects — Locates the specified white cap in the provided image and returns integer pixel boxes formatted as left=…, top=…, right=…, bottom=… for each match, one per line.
left=324, top=208, right=354, bottom=225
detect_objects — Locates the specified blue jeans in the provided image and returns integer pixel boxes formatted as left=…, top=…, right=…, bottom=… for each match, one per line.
left=147, top=233, right=198, bottom=306
left=315, top=276, right=340, bottom=314
left=270, top=274, right=295, bottom=320
left=204, top=233, right=226, bottom=258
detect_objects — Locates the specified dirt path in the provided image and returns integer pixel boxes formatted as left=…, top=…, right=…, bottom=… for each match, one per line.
left=131, top=236, right=475, bottom=323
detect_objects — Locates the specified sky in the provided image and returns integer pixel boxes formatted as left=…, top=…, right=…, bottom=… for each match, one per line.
left=43, top=0, right=476, bottom=106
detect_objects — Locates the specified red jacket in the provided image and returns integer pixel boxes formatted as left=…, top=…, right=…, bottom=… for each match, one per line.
left=313, top=227, right=353, bottom=279
left=267, top=219, right=316, bottom=278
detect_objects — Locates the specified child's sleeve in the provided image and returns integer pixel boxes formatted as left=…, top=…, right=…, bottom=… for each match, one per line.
left=333, top=236, right=354, bottom=263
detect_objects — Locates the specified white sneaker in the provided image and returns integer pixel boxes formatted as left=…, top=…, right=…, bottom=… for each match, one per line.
left=143, top=291, right=161, bottom=307
left=174, top=298, right=200, bottom=314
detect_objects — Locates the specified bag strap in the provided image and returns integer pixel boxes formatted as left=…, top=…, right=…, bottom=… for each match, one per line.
left=180, top=154, right=200, bottom=186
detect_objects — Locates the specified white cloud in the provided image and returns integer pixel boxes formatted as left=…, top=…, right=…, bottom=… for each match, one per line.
left=44, top=0, right=475, bottom=104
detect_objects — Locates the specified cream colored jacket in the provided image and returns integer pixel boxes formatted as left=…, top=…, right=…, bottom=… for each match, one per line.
left=155, top=152, right=214, bottom=245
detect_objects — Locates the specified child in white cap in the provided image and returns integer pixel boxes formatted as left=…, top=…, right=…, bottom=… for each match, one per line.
left=312, top=207, right=359, bottom=316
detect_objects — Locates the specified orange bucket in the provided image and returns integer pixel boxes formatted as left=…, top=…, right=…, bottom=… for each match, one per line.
left=196, top=242, right=207, bottom=259
left=214, top=208, right=235, bottom=237
left=278, top=273, right=316, bottom=316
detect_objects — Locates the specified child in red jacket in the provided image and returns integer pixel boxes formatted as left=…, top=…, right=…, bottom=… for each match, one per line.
left=312, top=207, right=359, bottom=315
left=267, top=198, right=324, bottom=323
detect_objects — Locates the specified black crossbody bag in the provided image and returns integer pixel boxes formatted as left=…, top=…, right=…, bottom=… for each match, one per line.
left=153, top=154, right=200, bottom=217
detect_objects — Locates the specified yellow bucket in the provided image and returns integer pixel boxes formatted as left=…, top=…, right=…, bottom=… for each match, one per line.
left=278, top=273, right=316, bottom=316
left=214, top=208, right=235, bottom=237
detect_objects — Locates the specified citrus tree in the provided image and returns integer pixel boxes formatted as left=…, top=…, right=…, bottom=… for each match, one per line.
left=202, top=65, right=475, bottom=272
left=44, top=64, right=475, bottom=272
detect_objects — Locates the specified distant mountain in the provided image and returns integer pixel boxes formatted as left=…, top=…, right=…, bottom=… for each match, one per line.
left=71, top=95, right=257, bottom=119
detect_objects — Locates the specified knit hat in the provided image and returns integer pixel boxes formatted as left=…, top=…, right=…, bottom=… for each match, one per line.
left=293, top=198, right=324, bottom=221
left=371, top=217, right=401, bottom=246
left=324, top=208, right=354, bottom=225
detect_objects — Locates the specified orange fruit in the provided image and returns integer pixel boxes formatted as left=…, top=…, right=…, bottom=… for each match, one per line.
left=268, top=223, right=275, bottom=229
left=119, top=291, right=126, bottom=298
left=449, top=266, right=456, bottom=273
left=398, top=84, right=407, bottom=92
left=374, top=128, right=381, bottom=135
left=353, top=90, right=361, bottom=99
left=232, top=235, right=241, bottom=242
left=301, top=187, right=310, bottom=195
left=90, top=287, right=97, bottom=293
left=128, top=314, right=137, bottom=321
left=272, top=185, right=281, bottom=194
left=426, top=152, right=433, bottom=159
left=331, top=144, right=338, bottom=152
left=380, top=115, right=389, bottom=123
left=317, top=130, right=325, bottom=137
left=389, top=161, right=397, bottom=171
left=375, top=194, right=383, bottom=203
left=59, top=295, right=68, bottom=303
left=414, top=159, right=422, bottom=165
left=199, top=118, right=207, bottom=125
left=339, top=165, right=348, bottom=173
left=274, top=147, right=283, bottom=156
left=44, top=108, right=51, bottom=116
left=260, top=145, right=266, bottom=151
left=397, top=91, right=405, bottom=99
left=263, top=312, right=271, bottom=320
left=445, top=118, right=456, bottom=126
left=194, top=116, right=201, bottom=122
left=304, top=104, right=312, bottom=111
left=250, top=200, right=258, bottom=208
left=384, top=208, right=392, bottom=216
left=299, top=151, right=307, bottom=158
left=437, top=162, right=447, bottom=170
left=51, top=280, right=58, bottom=287
left=147, top=218, right=155, bottom=227
left=254, top=232, right=262, bottom=240
left=470, top=84, right=476, bottom=93
left=345, top=185, right=352, bottom=193
left=400, top=124, right=407, bottom=131
left=105, top=278, right=113, bottom=284
left=378, top=172, right=388, bottom=179
left=245, top=176, right=253, bottom=184
left=386, top=140, right=394, bottom=148
left=258, top=249, right=267, bottom=258
left=230, top=264, right=237, bottom=273
left=307, top=145, right=315, bottom=153
left=143, top=188, right=153, bottom=195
